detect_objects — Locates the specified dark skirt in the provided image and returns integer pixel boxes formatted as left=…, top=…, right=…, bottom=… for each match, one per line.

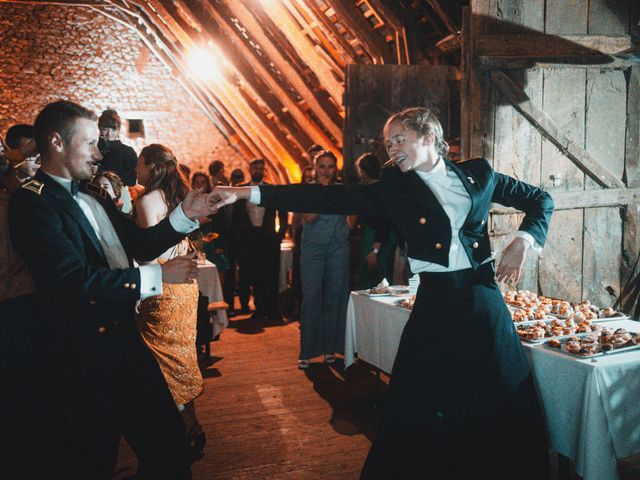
left=360, top=280, right=549, bottom=480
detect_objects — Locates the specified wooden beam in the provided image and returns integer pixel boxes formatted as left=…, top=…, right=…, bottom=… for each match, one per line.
left=490, top=187, right=640, bottom=213
left=476, top=34, right=633, bottom=56
left=296, top=0, right=361, bottom=65
left=478, top=55, right=634, bottom=70
left=245, top=0, right=344, bottom=115
left=323, top=0, right=392, bottom=64
left=364, top=0, right=403, bottom=33
left=424, top=0, right=457, bottom=35
left=193, top=0, right=340, bottom=156
left=490, top=70, right=625, bottom=189
left=222, top=0, right=342, bottom=142
left=435, top=33, right=460, bottom=54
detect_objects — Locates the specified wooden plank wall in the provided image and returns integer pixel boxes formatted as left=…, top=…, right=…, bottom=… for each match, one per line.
left=467, top=0, right=637, bottom=305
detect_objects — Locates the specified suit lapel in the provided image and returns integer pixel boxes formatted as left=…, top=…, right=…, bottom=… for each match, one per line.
left=38, top=172, right=107, bottom=260
left=401, top=170, right=447, bottom=218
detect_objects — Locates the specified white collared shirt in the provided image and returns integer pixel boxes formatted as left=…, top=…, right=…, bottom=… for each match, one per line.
left=246, top=181, right=266, bottom=227
left=45, top=173, right=198, bottom=299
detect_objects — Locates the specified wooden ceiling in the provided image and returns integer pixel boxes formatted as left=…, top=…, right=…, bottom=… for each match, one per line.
left=5, top=0, right=466, bottom=181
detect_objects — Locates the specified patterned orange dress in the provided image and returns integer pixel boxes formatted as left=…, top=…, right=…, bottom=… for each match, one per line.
left=136, top=239, right=203, bottom=405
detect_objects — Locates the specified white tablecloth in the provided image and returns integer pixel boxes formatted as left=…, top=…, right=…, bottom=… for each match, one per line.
left=197, top=260, right=228, bottom=337
left=344, top=291, right=640, bottom=480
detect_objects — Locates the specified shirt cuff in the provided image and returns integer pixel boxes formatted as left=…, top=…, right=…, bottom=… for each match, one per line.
left=249, top=186, right=262, bottom=204
left=515, top=231, right=542, bottom=254
left=169, top=203, right=199, bottom=234
left=139, top=264, right=163, bottom=300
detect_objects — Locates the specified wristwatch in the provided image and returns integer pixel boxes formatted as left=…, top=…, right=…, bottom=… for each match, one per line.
left=370, top=247, right=379, bottom=255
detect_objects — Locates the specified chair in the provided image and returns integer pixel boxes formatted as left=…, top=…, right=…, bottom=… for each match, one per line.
left=200, top=300, right=229, bottom=365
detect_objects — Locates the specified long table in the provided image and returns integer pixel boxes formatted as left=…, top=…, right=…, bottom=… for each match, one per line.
left=344, top=291, right=640, bottom=480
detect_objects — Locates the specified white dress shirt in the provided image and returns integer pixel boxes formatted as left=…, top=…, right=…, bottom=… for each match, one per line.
left=246, top=181, right=266, bottom=227
left=45, top=173, right=198, bottom=299
left=248, top=159, right=540, bottom=273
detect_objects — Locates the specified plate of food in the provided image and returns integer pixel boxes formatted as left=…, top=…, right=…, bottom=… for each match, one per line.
left=361, top=286, right=392, bottom=296
left=388, top=285, right=410, bottom=295
left=544, top=328, right=640, bottom=358
left=516, top=318, right=604, bottom=343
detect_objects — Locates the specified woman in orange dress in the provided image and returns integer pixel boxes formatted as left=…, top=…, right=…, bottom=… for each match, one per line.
left=134, top=144, right=205, bottom=451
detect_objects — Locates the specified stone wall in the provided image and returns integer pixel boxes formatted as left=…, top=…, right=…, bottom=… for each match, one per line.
left=0, top=4, right=246, bottom=175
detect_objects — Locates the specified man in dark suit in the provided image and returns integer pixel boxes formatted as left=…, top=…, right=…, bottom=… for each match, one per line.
left=9, top=100, right=227, bottom=480
left=232, top=158, right=287, bottom=320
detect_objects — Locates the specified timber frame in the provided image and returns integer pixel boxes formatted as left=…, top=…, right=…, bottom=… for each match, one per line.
left=461, top=1, right=640, bottom=307
left=1, top=0, right=465, bottom=181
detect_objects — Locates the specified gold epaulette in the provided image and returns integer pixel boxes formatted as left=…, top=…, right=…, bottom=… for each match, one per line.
left=83, top=182, right=109, bottom=201
left=21, top=179, right=44, bottom=195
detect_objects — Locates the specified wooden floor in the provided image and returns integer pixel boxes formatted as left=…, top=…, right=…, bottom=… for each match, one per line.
left=114, top=313, right=382, bottom=479
left=113, top=311, right=640, bottom=480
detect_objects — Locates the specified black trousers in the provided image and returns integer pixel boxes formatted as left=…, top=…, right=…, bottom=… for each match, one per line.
left=1, top=295, right=67, bottom=479
left=61, top=335, right=190, bottom=480
left=360, top=276, right=550, bottom=480
left=238, top=228, right=281, bottom=317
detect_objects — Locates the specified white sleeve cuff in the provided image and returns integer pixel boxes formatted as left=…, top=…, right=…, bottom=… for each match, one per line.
left=515, top=231, right=542, bottom=254
left=139, top=264, right=163, bottom=300
left=249, top=186, right=262, bottom=204
left=169, top=203, right=199, bottom=234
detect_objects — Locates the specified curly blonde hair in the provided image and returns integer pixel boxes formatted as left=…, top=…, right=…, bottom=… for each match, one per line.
left=383, top=107, right=449, bottom=158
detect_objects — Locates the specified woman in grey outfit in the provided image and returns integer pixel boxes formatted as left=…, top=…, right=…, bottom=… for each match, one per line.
left=298, top=151, right=351, bottom=369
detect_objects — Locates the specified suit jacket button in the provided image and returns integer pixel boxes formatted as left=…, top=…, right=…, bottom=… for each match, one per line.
left=472, top=242, right=479, bottom=249
left=89, top=300, right=96, bottom=305
left=130, top=283, right=137, bottom=289
left=435, top=243, right=443, bottom=250
left=98, top=326, right=107, bottom=334
left=419, top=217, right=427, bottom=225
left=123, top=283, right=130, bottom=288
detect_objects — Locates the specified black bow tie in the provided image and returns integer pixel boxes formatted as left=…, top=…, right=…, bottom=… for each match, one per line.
left=70, top=180, right=80, bottom=196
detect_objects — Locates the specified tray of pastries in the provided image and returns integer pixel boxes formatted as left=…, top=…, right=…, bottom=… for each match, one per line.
left=510, top=306, right=557, bottom=324
left=516, top=318, right=603, bottom=343
left=544, top=328, right=640, bottom=358
left=503, top=290, right=628, bottom=322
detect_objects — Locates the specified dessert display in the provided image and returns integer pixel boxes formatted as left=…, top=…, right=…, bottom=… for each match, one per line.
left=368, top=278, right=391, bottom=295
left=516, top=318, right=603, bottom=342
left=503, top=290, right=626, bottom=321
left=545, top=328, right=640, bottom=357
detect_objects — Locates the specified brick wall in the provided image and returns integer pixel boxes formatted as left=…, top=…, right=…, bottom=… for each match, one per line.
left=0, top=4, right=246, bottom=176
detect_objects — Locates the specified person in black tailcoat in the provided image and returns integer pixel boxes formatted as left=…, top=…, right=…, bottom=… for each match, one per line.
left=9, top=100, right=229, bottom=480
left=215, top=107, right=554, bottom=480
left=232, top=158, right=287, bottom=320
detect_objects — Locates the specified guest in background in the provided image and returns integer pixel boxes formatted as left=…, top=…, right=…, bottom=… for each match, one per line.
left=5, top=124, right=40, bottom=182
left=191, top=171, right=229, bottom=279
left=290, top=165, right=315, bottom=319
left=97, top=109, right=135, bottom=213
left=134, top=144, right=206, bottom=453
left=91, top=170, right=124, bottom=210
left=208, top=159, right=229, bottom=186
left=233, top=158, right=287, bottom=320
left=355, top=153, right=397, bottom=290
left=0, top=141, right=49, bottom=478
left=230, top=168, right=245, bottom=186
left=297, top=151, right=351, bottom=368
left=223, top=168, right=245, bottom=311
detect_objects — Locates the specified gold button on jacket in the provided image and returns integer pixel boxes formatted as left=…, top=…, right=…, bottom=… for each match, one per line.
left=130, top=283, right=137, bottom=290
left=472, top=242, right=479, bottom=249
left=435, top=243, right=443, bottom=250
left=98, top=326, right=107, bottom=334
left=123, top=283, right=130, bottom=288
left=419, top=217, right=427, bottom=224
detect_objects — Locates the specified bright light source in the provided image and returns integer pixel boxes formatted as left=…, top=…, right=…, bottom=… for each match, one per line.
left=188, top=47, right=221, bottom=80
